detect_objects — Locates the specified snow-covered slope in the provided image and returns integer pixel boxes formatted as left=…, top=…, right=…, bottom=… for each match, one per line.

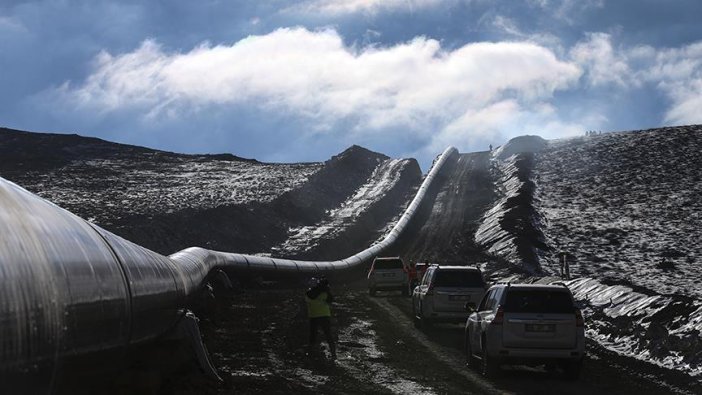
left=535, top=126, right=701, bottom=296
left=0, top=128, right=321, bottom=225
left=271, top=158, right=417, bottom=257
left=532, top=126, right=702, bottom=376
left=475, top=136, right=548, bottom=274
left=475, top=127, right=702, bottom=377
left=0, top=129, right=421, bottom=257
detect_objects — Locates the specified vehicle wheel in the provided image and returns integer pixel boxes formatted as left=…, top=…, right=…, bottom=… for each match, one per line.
left=369, top=288, right=376, bottom=296
left=563, top=359, right=582, bottom=381
left=412, top=300, right=421, bottom=329
left=401, top=286, right=409, bottom=297
left=465, top=331, right=475, bottom=369
left=481, top=339, right=498, bottom=378
left=418, top=303, right=432, bottom=330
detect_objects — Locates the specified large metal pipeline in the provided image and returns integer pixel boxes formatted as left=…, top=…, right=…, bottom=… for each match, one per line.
left=0, top=146, right=458, bottom=383
left=170, top=146, right=459, bottom=283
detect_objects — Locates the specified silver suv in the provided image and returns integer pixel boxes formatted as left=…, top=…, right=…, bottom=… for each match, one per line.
left=367, top=257, right=409, bottom=296
left=464, top=283, right=585, bottom=379
left=412, top=265, right=486, bottom=327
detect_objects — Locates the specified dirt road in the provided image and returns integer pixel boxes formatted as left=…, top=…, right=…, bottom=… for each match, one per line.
left=392, top=152, right=496, bottom=264
left=158, top=147, right=699, bottom=393
left=167, top=285, right=697, bottom=394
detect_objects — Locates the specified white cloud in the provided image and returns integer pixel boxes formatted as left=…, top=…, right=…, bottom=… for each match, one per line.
left=566, top=33, right=702, bottom=126
left=641, top=42, right=702, bottom=125
left=55, top=27, right=583, bottom=155
left=528, top=0, right=604, bottom=25
left=285, top=0, right=445, bottom=16
left=570, top=32, right=634, bottom=87
left=0, top=15, right=26, bottom=33
left=489, top=15, right=563, bottom=51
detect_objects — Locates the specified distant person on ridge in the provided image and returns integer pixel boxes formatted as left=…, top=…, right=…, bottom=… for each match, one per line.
left=558, top=251, right=571, bottom=280
left=305, top=277, right=337, bottom=360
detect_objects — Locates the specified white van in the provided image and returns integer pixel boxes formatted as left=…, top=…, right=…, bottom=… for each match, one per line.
left=412, top=265, right=486, bottom=327
left=464, top=283, right=585, bottom=379
left=368, top=257, right=409, bottom=296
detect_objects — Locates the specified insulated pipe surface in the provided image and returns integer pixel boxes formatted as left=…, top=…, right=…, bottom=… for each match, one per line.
left=0, top=178, right=188, bottom=373
left=0, top=146, right=458, bottom=382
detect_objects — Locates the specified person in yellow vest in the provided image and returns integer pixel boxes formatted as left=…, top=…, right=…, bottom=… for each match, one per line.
left=305, top=277, right=337, bottom=360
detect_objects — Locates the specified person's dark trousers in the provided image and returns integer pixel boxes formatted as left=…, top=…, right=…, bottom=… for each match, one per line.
left=309, top=316, right=336, bottom=357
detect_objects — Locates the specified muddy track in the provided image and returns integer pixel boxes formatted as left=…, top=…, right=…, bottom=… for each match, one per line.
left=163, top=286, right=697, bottom=394
left=395, top=152, right=496, bottom=264
left=374, top=294, right=698, bottom=395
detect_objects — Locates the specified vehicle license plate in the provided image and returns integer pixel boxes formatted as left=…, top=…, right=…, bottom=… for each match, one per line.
left=449, top=295, right=470, bottom=301
left=525, top=324, right=555, bottom=332
left=382, top=273, right=395, bottom=277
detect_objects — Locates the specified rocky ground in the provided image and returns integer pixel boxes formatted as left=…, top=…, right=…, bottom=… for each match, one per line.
left=0, top=128, right=421, bottom=256
left=2, top=125, right=701, bottom=393
left=161, top=284, right=699, bottom=395
left=531, top=126, right=702, bottom=377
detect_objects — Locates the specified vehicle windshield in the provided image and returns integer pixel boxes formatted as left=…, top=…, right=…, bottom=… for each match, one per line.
left=373, top=259, right=403, bottom=270
left=433, top=270, right=484, bottom=287
left=503, top=290, right=574, bottom=313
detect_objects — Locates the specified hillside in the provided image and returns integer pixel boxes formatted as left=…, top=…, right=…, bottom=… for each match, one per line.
left=2, top=125, right=700, bottom=391
left=477, top=125, right=702, bottom=376
left=0, top=128, right=422, bottom=256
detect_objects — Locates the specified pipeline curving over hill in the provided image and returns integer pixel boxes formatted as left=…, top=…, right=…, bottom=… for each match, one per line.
left=169, top=146, right=458, bottom=286
left=0, top=146, right=458, bottom=384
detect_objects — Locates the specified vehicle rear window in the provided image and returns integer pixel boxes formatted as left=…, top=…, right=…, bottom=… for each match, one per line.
left=503, top=290, right=574, bottom=313
left=373, top=259, right=403, bottom=270
left=433, top=270, right=484, bottom=287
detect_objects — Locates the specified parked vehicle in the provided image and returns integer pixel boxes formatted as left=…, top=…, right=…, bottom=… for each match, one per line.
left=408, top=262, right=430, bottom=294
left=464, top=283, right=585, bottom=379
left=367, top=257, right=409, bottom=296
left=412, top=265, right=486, bottom=328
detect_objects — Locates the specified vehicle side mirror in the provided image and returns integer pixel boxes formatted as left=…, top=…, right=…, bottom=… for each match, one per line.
left=464, top=302, right=476, bottom=312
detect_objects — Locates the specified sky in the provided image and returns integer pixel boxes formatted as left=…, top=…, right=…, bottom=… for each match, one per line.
left=1, top=0, right=701, bottom=169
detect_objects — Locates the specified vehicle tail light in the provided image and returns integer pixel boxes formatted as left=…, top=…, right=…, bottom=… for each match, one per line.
left=491, top=306, right=504, bottom=325
left=575, top=309, right=584, bottom=328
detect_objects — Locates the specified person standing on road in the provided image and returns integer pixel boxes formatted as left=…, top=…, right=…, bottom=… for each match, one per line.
left=305, top=277, right=337, bottom=360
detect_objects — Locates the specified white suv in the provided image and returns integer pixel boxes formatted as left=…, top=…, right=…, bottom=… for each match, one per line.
left=368, top=257, right=409, bottom=296
left=412, top=265, right=486, bottom=327
left=464, top=283, right=585, bottom=379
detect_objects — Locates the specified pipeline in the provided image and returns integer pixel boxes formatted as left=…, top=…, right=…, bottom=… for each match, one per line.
left=169, top=146, right=459, bottom=285
left=0, top=146, right=458, bottom=385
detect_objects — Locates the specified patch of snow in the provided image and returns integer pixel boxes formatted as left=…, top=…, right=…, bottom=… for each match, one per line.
left=568, top=277, right=702, bottom=376
left=532, top=126, right=702, bottom=377
left=272, top=158, right=411, bottom=255
left=24, top=158, right=321, bottom=223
